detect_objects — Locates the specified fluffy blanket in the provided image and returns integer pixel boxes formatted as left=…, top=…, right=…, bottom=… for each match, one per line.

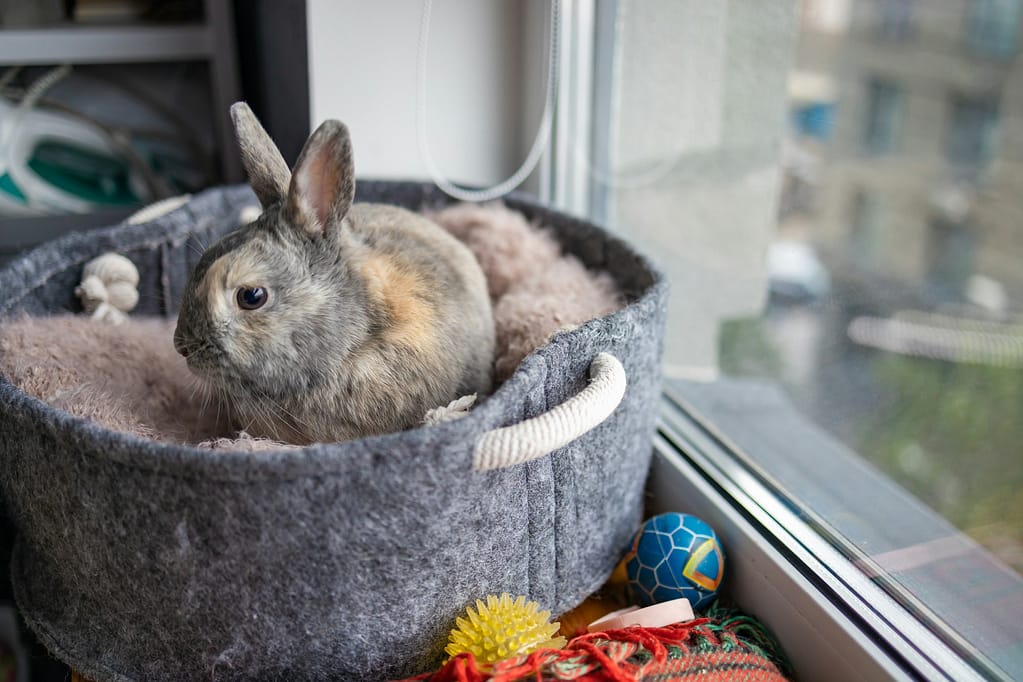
left=0, top=203, right=622, bottom=447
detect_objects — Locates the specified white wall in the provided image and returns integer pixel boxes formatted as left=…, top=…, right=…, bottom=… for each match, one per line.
left=306, top=0, right=531, bottom=184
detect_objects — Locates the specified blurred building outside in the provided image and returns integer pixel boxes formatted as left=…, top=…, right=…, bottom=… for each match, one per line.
left=744, top=0, right=1023, bottom=572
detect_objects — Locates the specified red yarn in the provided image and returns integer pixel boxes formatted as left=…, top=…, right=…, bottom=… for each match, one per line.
left=398, top=617, right=789, bottom=682
left=404, top=653, right=487, bottom=682
left=579, top=619, right=711, bottom=664
left=576, top=640, right=635, bottom=681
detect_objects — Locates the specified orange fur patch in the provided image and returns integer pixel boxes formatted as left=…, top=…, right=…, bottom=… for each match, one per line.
left=361, top=255, right=438, bottom=350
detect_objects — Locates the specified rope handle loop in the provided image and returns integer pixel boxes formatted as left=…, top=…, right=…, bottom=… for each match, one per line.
left=473, top=353, right=627, bottom=471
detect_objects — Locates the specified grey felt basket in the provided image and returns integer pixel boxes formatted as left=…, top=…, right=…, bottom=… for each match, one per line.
left=0, top=182, right=668, bottom=681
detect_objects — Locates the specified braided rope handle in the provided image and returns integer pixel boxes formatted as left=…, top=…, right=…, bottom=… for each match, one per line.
left=473, top=353, right=627, bottom=471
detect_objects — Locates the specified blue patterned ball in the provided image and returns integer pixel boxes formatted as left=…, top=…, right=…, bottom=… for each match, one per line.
left=624, top=513, right=725, bottom=610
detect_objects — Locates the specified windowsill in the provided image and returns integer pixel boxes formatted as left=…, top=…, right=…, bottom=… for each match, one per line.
left=656, top=384, right=1022, bottom=680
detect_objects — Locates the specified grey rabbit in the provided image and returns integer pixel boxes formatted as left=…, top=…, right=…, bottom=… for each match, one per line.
left=173, top=102, right=495, bottom=444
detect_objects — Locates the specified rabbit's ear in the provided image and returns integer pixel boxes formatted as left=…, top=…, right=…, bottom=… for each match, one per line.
left=286, top=119, right=355, bottom=238
left=230, top=102, right=291, bottom=208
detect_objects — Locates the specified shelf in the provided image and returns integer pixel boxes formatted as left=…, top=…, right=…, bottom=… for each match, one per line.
left=0, top=24, right=212, bottom=65
left=0, top=0, right=244, bottom=185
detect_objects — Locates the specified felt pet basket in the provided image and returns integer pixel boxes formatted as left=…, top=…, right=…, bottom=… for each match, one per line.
left=0, top=182, right=668, bottom=681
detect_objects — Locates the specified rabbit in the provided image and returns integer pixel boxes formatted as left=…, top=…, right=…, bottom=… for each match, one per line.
left=173, top=102, right=495, bottom=445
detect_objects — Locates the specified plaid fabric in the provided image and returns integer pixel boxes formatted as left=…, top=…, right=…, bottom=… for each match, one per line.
left=401, top=610, right=792, bottom=682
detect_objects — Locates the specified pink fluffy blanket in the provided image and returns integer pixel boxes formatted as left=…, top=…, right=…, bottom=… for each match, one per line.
left=0, top=203, right=622, bottom=447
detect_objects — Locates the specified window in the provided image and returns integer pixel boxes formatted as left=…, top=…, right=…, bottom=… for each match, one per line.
left=968, top=0, right=1022, bottom=58
left=864, top=78, right=903, bottom=153
left=850, top=190, right=887, bottom=268
left=946, top=94, right=1000, bottom=170
left=553, top=0, right=1023, bottom=678
left=792, top=100, right=835, bottom=140
left=927, top=216, right=977, bottom=297
left=878, top=0, right=915, bottom=40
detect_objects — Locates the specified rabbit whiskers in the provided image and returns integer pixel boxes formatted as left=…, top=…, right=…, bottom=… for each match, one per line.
left=243, top=386, right=319, bottom=442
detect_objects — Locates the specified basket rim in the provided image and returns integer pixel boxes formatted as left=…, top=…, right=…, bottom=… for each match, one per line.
left=0, top=181, right=668, bottom=481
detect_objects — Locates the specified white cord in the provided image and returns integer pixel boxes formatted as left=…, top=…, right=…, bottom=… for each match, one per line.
left=0, top=65, right=73, bottom=210
left=416, top=0, right=560, bottom=202
left=20, top=64, right=72, bottom=111
left=0, top=66, right=22, bottom=93
left=1, top=64, right=72, bottom=152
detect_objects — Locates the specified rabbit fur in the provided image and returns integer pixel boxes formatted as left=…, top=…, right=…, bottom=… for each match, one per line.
left=172, top=103, right=495, bottom=444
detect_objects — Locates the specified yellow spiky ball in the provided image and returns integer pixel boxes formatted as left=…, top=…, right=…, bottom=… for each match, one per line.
left=445, top=593, right=568, bottom=665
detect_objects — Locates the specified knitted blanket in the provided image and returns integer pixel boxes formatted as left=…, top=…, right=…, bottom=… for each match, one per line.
left=401, top=608, right=792, bottom=682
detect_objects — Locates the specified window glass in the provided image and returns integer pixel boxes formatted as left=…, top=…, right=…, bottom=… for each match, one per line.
left=864, top=78, right=903, bottom=153
left=726, top=1, right=1023, bottom=674
left=576, top=0, right=1023, bottom=677
left=968, top=0, right=1022, bottom=58
left=879, top=0, right=916, bottom=40
left=946, top=93, right=1000, bottom=169
left=767, top=0, right=1023, bottom=579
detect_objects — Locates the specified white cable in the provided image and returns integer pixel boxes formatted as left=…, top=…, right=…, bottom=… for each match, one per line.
left=0, top=65, right=73, bottom=211
left=416, top=0, right=560, bottom=202
left=0, top=66, right=22, bottom=93
left=21, top=64, right=72, bottom=110
left=1, top=64, right=72, bottom=150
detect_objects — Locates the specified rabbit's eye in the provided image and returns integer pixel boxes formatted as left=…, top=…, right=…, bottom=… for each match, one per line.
left=236, top=286, right=268, bottom=310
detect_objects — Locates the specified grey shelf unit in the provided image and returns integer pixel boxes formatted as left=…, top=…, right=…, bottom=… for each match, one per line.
left=0, top=0, right=242, bottom=249
left=0, top=24, right=212, bottom=64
